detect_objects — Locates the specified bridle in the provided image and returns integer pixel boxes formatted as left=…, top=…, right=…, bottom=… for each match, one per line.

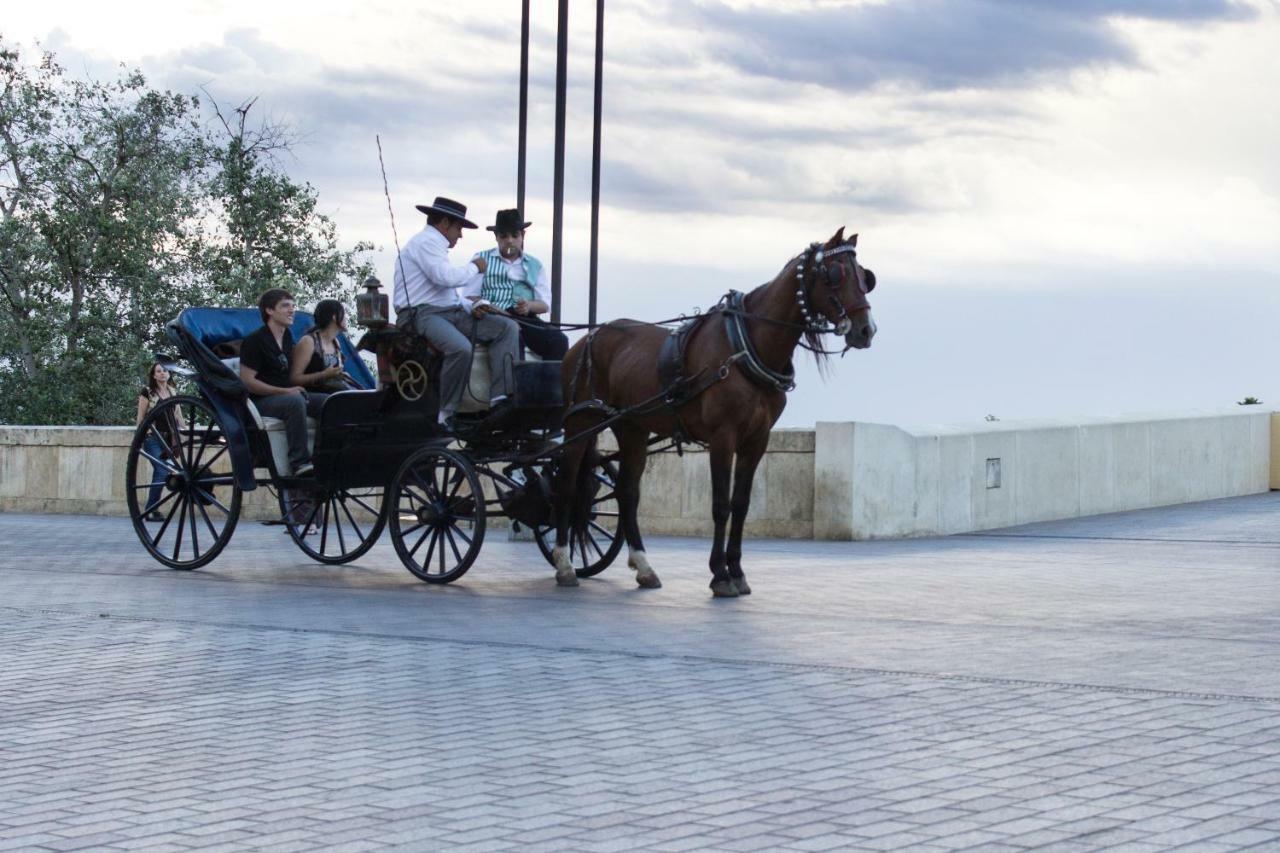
left=794, top=242, right=867, bottom=337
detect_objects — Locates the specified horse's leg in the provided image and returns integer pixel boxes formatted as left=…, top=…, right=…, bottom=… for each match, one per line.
left=725, top=432, right=768, bottom=596
left=706, top=432, right=738, bottom=598
left=615, top=427, right=661, bottom=589
left=551, top=420, right=592, bottom=588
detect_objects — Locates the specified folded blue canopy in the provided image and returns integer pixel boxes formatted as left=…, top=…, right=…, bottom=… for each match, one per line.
left=167, top=307, right=376, bottom=393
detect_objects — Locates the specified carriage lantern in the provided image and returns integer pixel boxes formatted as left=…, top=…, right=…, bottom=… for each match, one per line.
left=356, top=275, right=389, bottom=329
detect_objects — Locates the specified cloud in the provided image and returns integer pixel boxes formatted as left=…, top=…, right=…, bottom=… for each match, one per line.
left=685, top=0, right=1257, bottom=91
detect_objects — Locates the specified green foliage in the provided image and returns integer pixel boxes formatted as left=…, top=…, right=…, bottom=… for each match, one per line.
left=0, top=39, right=372, bottom=424
left=1237, top=397, right=1262, bottom=406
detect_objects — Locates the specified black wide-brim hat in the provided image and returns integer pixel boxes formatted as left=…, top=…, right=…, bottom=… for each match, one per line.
left=414, top=196, right=477, bottom=229
left=486, top=208, right=533, bottom=233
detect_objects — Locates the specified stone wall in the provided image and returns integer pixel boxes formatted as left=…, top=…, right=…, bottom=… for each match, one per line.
left=1, top=411, right=1271, bottom=540
left=815, top=409, right=1273, bottom=539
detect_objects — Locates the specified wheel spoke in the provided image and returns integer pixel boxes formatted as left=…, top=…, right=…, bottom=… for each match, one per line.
left=138, top=447, right=181, bottom=476
left=451, top=525, right=473, bottom=547
left=319, top=497, right=331, bottom=554
left=337, top=495, right=366, bottom=543
left=194, top=497, right=222, bottom=543
left=408, top=525, right=433, bottom=558
left=346, top=493, right=382, bottom=517
left=187, top=495, right=201, bottom=558
left=443, top=525, right=463, bottom=563
left=424, top=527, right=440, bottom=570
left=332, top=497, right=348, bottom=554
left=172, top=495, right=187, bottom=561
left=191, top=485, right=232, bottom=516
left=584, top=527, right=606, bottom=559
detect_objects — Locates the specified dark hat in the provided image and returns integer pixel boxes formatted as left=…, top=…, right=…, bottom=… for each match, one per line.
left=486, top=208, right=532, bottom=233
left=414, top=196, right=478, bottom=229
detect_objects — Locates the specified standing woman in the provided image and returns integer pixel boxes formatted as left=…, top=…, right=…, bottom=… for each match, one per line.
left=290, top=299, right=352, bottom=394
left=136, top=362, right=183, bottom=522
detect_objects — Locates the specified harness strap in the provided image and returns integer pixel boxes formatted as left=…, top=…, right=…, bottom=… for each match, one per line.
left=722, top=290, right=796, bottom=392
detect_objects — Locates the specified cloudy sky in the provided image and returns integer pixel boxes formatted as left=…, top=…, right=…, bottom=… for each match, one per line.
left=7, top=0, right=1279, bottom=427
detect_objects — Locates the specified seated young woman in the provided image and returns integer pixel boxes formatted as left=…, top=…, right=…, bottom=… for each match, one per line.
left=290, top=299, right=357, bottom=394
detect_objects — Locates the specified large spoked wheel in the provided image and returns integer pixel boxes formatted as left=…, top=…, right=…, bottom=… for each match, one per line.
left=126, top=395, right=242, bottom=570
left=389, top=447, right=485, bottom=584
left=279, top=484, right=387, bottom=564
left=535, top=456, right=625, bottom=578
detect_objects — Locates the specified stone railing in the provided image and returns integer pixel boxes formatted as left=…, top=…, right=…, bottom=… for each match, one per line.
left=2, top=410, right=1273, bottom=539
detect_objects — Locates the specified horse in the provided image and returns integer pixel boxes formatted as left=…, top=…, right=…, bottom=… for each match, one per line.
left=551, top=228, right=877, bottom=597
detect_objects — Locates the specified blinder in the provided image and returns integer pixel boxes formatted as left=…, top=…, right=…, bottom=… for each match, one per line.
left=796, top=242, right=866, bottom=338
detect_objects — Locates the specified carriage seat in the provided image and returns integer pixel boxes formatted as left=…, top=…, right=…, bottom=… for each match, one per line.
left=453, top=344, right=542, bottom=414
left=223, top=357, right=316, bottom=474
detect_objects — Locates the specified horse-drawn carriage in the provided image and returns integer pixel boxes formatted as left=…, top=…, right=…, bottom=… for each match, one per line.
left=128, top=229, right=877, bottom=597
left=125, top=305, right=624, bottom=582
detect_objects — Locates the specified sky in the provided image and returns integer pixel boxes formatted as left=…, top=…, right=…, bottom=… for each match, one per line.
left=5, top=0, right=1279, bottom=428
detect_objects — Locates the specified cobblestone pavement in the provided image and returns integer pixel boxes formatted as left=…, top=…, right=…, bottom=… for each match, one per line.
left=2, top=493, right=1279, bottom=851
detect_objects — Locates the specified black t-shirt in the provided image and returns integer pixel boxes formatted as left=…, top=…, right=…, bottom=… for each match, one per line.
left=239, top=325, right=294, bottom=391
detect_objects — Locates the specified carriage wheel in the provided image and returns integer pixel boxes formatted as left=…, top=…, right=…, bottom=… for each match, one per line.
left=535, top=456, right=625, bottom=578
left=389, top=447, right=486, bottom=584
left=126, top=395, right=242, bottom=570
left=279, top=484, right=387, bottom=564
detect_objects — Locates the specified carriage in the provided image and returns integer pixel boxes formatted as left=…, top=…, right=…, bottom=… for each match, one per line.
left=129, top=230, right=877, bottom=597
left=125, top=304, right=624, bottom=583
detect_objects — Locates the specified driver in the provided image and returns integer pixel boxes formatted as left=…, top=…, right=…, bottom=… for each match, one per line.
left=392, top=196, right=519, bottom=432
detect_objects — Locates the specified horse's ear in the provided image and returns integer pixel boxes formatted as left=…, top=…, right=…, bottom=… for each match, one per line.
left=848, top=232, right=858, bottom=247
left=825, top=227, right=845, bottom=248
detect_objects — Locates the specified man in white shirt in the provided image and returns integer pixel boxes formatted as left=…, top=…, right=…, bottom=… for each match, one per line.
left=392, top=196, right=519, bottom=430
left=467, top=208, right=568, bottom=360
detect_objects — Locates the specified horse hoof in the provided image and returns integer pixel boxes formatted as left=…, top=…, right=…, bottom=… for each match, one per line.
left=556, top=571, right=580, bottom=587
left=731, top=577, right=751, bottom=595
left=636, top=573, right=663, bottom=589
left=710, top=579, right=739, bottom=598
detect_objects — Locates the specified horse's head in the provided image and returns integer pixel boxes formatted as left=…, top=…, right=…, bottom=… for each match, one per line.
left=806, top=227, right=876, bottom=351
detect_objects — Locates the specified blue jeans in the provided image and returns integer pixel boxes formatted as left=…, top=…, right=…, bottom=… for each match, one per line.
left=142, top=435, right=168, bottom=514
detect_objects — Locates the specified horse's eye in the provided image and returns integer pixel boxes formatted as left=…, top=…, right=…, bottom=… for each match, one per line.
left=863, top=268, right=876, bottom=293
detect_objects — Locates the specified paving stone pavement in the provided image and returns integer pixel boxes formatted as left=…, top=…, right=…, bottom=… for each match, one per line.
left=1, top=492, right=1279, bottom=851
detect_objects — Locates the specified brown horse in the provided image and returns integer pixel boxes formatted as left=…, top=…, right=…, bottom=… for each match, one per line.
left=552, top=228, right=877, bottom=597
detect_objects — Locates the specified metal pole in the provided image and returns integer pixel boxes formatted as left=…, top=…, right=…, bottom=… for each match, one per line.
left=588, top=0, right=604, bottom=327
left=517, top=0, right=529, bottom=215
left=550, top=0, right=568, bottom=323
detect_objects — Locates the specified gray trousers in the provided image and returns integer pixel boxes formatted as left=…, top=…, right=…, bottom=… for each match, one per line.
left=252, top=391, right=327, bottom=468
left=400, top=305, right=519, bottom=415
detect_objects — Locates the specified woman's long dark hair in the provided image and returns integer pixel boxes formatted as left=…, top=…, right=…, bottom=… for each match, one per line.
left=313, top=299, right=346, bottom=331
left=145, top=362, right=176, bottom=396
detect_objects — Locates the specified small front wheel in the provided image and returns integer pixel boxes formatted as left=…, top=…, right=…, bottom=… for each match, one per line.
left=126, top=395, right=242, bottom=570
left=389, top=447, right=485, bottom=583
left=279, top=484, right=387, bottom=564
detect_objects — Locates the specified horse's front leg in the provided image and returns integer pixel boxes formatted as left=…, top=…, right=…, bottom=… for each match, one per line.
left=616, top=428, right=661, bottom=589
left=725, top=433, right=768, bottom=596
left=550, top=427, right=590, bottom=587
left=706, top=434, right=737, bottom=598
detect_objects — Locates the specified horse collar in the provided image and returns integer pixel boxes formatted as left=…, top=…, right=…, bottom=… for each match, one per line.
left=724, top=290, right=796, bottom=392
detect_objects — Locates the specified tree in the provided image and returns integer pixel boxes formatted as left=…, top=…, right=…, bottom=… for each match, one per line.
left=0, top=39, right=371, bottom=425
left=199, top=94, right=372, bottom=309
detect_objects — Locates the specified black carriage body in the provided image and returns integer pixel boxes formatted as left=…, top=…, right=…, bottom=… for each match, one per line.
left=132, top=306, right=623, bottom=581
left=165, top=308, right=442, bottom=491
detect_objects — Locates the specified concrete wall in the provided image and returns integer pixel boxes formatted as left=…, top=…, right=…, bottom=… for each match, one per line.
left=1, top=410, right=1271, bottom=540
left=814, top=409, right=1272, bottom=540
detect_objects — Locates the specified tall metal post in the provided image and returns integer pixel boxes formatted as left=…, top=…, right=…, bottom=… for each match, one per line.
left=517, top=0, right=530, bottom=215
left=550, top=0, right=569, bottom=323
left=588, top=0, right=604, bottom=327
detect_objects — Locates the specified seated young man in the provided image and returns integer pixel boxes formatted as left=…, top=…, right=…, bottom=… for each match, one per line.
left=467, top=208, right=568, bottom=360
left=238, top=288, right=327, bottom=476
